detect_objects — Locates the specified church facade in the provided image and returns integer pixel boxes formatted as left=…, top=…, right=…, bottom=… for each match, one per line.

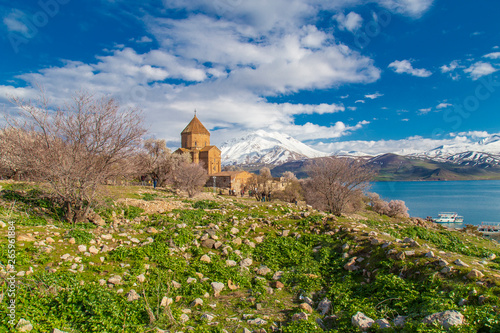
left=174, top=114, right=221, bottom=175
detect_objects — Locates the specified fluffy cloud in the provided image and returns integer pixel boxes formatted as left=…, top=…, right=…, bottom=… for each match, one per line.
left=334, top=12, right=363, bottom=32
left=440, top=60, right=459, bottom=73
left=483, top=52, right=500, bottom=59
left=0, top=0, right=437, bottom=147
left=2, top=9, right=30, bottom=35
left=388, top=60, right=432, bottom=77
left=464, top=61, right=498, bottom=80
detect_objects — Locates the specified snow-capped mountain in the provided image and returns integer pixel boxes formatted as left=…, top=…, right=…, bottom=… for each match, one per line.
left=220, top=130, right=328, bottom=165
left=412, top=135, right=500, bottom=166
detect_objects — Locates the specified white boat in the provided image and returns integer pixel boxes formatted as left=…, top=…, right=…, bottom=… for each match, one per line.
left=432, top=212, right=464, bottom=223
left=477, top=222, right=500, bottom=237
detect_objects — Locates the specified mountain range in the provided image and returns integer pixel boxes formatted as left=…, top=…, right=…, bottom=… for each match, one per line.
left=220, top=131, right=500, bottom=180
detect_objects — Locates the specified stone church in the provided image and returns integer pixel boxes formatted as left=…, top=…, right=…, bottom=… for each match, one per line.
left=175, top=113, right=221, bottom=175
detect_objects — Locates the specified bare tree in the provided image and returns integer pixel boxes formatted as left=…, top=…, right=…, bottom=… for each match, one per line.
left=248, top=167, right=274, bottom=201
left=276, top=171, right=303, bottom=203
left=139, top=139, right=191, bottom=187
left=303, top=157, right=374, bottom=216
left=173, top=162, right=209, bottom=197
left=2, top=91, right=146, bottom=223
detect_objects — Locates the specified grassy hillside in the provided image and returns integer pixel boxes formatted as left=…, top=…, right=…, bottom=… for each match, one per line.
left=1, top=181, right=499, bottom=332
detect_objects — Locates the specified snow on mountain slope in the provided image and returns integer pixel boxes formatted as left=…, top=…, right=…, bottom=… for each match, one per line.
left=410, top=134, right=500, bottom=166
left=220, top=130, right=328, bottom=165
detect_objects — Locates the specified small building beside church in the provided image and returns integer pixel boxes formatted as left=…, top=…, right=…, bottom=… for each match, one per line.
left=174, top=114, right=221, bottom=175
left=207, top=170, right=255, bottom=192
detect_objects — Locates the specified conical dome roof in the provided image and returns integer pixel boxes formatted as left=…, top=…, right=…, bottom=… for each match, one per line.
left=181, top=115, right=210, bottom=135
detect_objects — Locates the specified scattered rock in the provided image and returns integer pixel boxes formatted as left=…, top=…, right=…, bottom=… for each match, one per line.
left=393, top=315, right=407, bottom=327
left=211, top=282, right=225, bottom=297
left=161, top=297, right=173, bottom=307
left=126, top=289, right=140, bottom=302
left=274, top=281, right=284, bottom=289
left=68, top=237, right=76, bottom=244
left=352, top=312, right=374, bottom=330
left=200, top=254, right=211, bottom=263
left=77, top=245, right=87, bottom=253
left=453, top=259, right=469, bottom=267
left=437, top=259, right=449, bottom=267
left=299, top=303, right=313, bottom=313
left=202, top=239, right=216, bottom=249
left=375, top=319, right=391, bottom=329
left=248, top=318, right=267, bottom=325
left=317, top=298, right=331, bottom=316
left=108, top=275, right=122, bottom=285
left=292, top=312, right=308, bottom=321
left=441, top=266, right=453, bottom=274
left=179, top=313, right=189, bottom=323
left=422, top=310, right=464, bottom=329
left=256, top=265, right=271, bottom=276
left=201, top=313, right=215, bottom=322
left=226, top=260, right=237, bottom=267
left=16, top=318, right=33, bottom=332
left=137, top=274, right=146, bottom=283
left=17, top=235, right=36, bottom=242
left=425, top=251, right=435, bottom=258
left=344, top=257, right=359, bottom=271
left=146, top=227, right=158, bottom=234
left=191, top=298, right=203, bottom=307
left=466, top=269, right=484, bottom=280
left=88, top=245, right=99, bottom=255
left=240, top=258, right=253, bottom=267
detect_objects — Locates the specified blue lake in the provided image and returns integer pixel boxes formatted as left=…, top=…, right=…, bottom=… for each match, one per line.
left=370, top=180, right=500, bottom=228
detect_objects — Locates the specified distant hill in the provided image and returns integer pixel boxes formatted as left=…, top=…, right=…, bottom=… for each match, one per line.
left=220, top=131, right=500, bottom=181
left=268, top=153, right=500, bottom=181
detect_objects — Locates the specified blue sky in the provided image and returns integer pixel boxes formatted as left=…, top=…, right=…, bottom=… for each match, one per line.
left=1, top=0, right=500, bottom=154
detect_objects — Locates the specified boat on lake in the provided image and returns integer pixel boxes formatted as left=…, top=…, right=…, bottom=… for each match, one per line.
left=432, top=212, right=464, bottom=223
left=477, top=222, right=500, bottom=238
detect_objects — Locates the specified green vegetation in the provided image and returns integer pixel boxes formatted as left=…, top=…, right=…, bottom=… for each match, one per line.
left=0, top=181, right=499, bottom=332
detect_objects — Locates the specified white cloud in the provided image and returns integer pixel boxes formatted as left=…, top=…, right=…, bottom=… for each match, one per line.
left=464, top=61, right=498, bottom=80
left=418, top=107, right=431, bottom=114
left=0, top=0, right=437, bottom=146
left=137, top=36, right=153, bottom=43
left=334, top=12, right=363, bottom=32
left=376, top=0, right=434, bottom=17
left=388, top=59, right=432, bottom=77
left=3, top=9, right=30, bottom=36
left=365, top=92, right=383, bottom=99
left=436, top=102, right=452, bottom=109
left=272, top=120, right=369, bottom=141
left=483, top=52, right=500, bottom=59
left=440, top=60, right=459, bottom=73
left=355, top=100, right=365, bottom=103
left=311, top=133, right=486, bottom=156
